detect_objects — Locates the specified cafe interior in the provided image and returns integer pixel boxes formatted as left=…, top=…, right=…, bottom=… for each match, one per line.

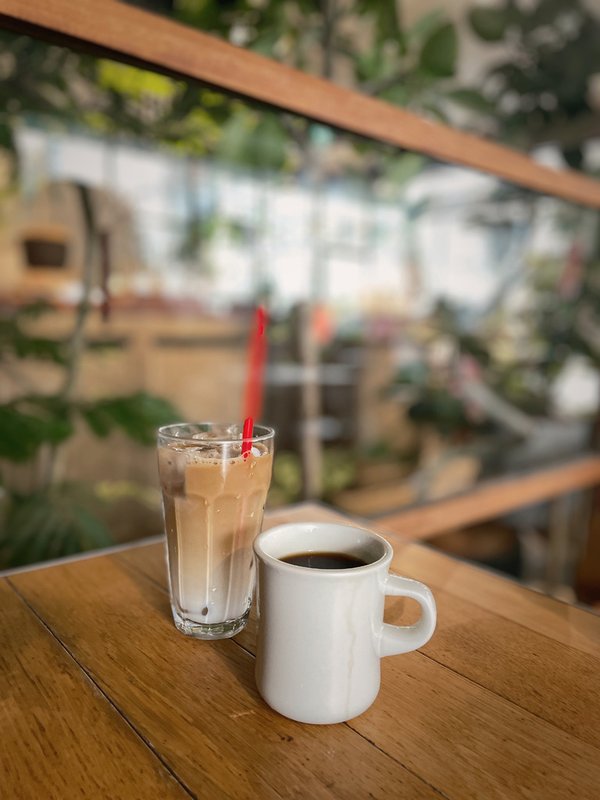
left=1, top=1, right=599, bottom=797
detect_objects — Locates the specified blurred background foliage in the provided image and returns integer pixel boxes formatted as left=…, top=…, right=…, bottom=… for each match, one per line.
left=0, top=298, right=178, bottom=567
left=2, top=0, right=599, bottom=173
left=0, top=0, right=463, bottom=183
left=464, top=0, right=600, bottom=170
left=1, top=0, right=600, bottom=569
left=0, top=182, right=179, bottom=567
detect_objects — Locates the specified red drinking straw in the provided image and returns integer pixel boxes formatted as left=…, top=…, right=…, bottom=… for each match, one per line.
left=242, top=305, right=268, bottom=457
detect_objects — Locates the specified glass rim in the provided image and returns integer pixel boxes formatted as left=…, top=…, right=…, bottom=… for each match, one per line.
left=157, top=421, right=275, bottom=445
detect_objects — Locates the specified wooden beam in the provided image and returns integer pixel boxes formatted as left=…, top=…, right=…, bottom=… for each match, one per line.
left=376, top=455, right=600, bottom=540
left=2, top=0, right=600, bottom=208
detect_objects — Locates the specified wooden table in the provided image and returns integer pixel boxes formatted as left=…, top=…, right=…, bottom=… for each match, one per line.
left=2, top=503, right=599, bottom=799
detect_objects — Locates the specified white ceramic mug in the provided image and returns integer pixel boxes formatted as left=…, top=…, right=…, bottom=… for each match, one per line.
left=254, top=522, right=437, bottom=724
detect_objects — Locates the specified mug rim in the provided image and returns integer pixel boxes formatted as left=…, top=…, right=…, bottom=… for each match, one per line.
left=158, top=421, right=275, bottom=446
left=254, top=521, right=392, bottom=576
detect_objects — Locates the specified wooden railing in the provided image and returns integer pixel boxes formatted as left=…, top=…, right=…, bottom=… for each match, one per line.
left=2, top=0, right=600, bottom=208
left=1, top=0, right=599, bottom=537
left=376, top=455, right=600, bottom=540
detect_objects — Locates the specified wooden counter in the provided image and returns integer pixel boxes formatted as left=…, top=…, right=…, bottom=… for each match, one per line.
left=2, top=503, right=599, bottom=799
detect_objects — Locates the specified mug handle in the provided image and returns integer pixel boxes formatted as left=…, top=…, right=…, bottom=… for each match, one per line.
left=378, top=574, right=437, bottom=657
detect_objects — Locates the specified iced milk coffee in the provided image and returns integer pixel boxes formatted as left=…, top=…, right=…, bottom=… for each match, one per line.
left=158, top=423, right=274, bottom=639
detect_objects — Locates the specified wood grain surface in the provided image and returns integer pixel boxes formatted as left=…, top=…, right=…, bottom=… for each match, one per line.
left=2, top=0, right=600, bottom=208
left=119, top=515, right=600, bottom=750
left=351, top=652, right=600, bottom=800
left=395, top=541, right=600, bottom=660
left=0, top=580, right=188, bottom=800
left=4, top=504, right=599, bottom=799
left=9, top=554, right=442, bottom=800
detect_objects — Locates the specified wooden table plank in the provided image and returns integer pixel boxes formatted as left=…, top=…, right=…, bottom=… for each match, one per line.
left=46, top=540, right=600, bottom=798
left=387, top=587, right=600, bottom=749
left=119, top=538, right=600, bottom=738
left=395, top=542, right=600, bottom=660
left=18, top=552, right=598, bottom=800
left=349, top=652, right=600, bottom=800
left=117, top=510, right=600, bottom=750
left=9, top=555, right=444, bottom=800
left=8, top=502, right=600, bottom=799
left=0, top=579, right=188, bottom=800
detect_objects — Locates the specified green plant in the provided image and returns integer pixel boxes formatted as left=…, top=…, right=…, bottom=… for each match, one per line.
left=390, top=341, right=495, bottom=441
left=269, top=448, right=357, bottom=506
left=0, top=183, right=179, bottom=570
left=390, top=228, right=600, bottom=447
left=159, top=0, right=460, bottom=184
left=26, top=0, right=459, bottom=183
left=457, top=0, right=600, bottom=170
left=0, top=297, right=178, bottom=567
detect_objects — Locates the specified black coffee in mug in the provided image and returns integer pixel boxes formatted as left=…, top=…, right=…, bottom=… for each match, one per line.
left=282, top=551, right=368, bottom=569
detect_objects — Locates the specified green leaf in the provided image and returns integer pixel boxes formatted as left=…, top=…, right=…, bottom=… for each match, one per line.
left=386, top=153, right=426, bottom=188
left=251, top=27, right=282, bottom=57
left=217, top=111, right=255, bottom=163
left=70, top=504, right=113, bottom=550
left=5, top=506, right=59, bottom=566
left=0, top=120, right=16, bottom=154
left=420, top=102, right=449, bottom=124
left=0, top=121, right=17, bottom=179
left=15, top=300, right=54, bottom=319
left=394, top=362, right=430, bottom=387
left=321, top=449, right=357, bottom=497
left=408, top=389, right=471, bottom=436
left=98, top=60, right=178, bottom=100
left=405, top=9, right=445, bottom=46
left=0, top=500, right=48, bottom=548
left=419, top=22, right=457, bottom=77
left=81, top=392, right=179, bottom=445
left=469, top=6, right=510, bottom=42
left=0, top=300, right=68, bottom=364
left=356, top=0, right=401, bottom=42
left=356, top=47, right=386, bottom=82
left=15, top=334, right=68, bottom=364
left=379, top=83, right=412, bottom=106
left=562, top=146, right=584, bottom=171
left=446, top=88, right=496, bottom=115
left=458, top=334, right=492, bottom=366
left=0, top=403, right=73, bottom=462
left=272, top=452, right=302, bottom=498
left=1, top=485, right=113, bottom=567
left=80, top=404, right=112, bottom=438
left=248, top=115, right=288, bottom=170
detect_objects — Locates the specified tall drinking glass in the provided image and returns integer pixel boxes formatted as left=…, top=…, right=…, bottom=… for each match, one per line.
left=157, top=422, right=275, bottom=639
